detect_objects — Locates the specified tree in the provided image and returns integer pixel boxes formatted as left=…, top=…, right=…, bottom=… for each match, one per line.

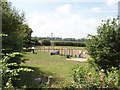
left=42, top=39, right=51, bottom=46
left=20, top=24, right=33, bottom=47
left=31, top=38, right=41, bottom=46
left=86, top=18, right=120, bottom=70
left=1, top=1, right=34, bottom=88
left=1, top=0, right=32, bottom=51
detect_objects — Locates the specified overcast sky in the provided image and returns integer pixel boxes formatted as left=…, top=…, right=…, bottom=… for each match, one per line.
left=9, top=0, right=119, bottom=39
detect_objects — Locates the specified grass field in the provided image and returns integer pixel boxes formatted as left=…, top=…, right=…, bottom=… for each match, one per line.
left=35, top=46, right=86, bottom=50
left=19, top=51, right=88, bottom=88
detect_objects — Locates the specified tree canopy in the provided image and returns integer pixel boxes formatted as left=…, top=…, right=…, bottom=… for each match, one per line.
left=1, top=1, right=34, bottom=88
left=42, top=39, right=51, bottom=46
left=87, top=18, right=120, bottom=70
left=1, top=0, right=32, bottom=51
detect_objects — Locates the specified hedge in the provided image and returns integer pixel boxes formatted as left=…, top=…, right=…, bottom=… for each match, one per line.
left=53, top=41, right=86, bottom=47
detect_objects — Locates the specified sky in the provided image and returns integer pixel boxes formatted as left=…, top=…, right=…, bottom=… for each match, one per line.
left=9, top=0, right=119, bottom=39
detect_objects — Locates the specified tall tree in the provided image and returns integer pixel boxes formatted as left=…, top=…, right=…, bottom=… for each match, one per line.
left=20, top=24, right=33, bottom=47
left=1, top=0, right=32, bottom=51
left=87, top=18, right=120, bottom=70
left=1, top=1, right=34, bottom=88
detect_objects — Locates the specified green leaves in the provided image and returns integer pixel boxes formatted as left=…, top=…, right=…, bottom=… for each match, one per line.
left=1, top=0, right=33, bottom=88
left=65, top=65, right=120, bottom=88
left=1, top=0, right=33, bottom=52
left=86, top=18, right=120, bottom=70
left=0, top=34, right=8, bottom=37
left=42, top=39, right=51, bottom=46
left=2, top=52, right=33, bottom=88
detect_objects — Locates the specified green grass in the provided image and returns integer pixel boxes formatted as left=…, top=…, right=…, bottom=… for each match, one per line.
left=20, top=51, right=88, bottom=88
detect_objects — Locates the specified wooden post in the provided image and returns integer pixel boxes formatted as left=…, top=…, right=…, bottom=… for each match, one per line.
left=44, top=47, right=45, bottom=52
left=72, top=49, right=73, bottom=56
left=69, top=49, right=70, bottom=56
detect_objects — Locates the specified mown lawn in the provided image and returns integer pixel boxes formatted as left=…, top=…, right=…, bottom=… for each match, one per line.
left=19, top=51, right=88, bottom=88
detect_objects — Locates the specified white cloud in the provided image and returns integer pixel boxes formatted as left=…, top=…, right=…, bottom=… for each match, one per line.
left=80, top=7, right=101, bottom=13
left=91, top=7, right=101, bottom=12
left=81, top=7, right=116, bottom=13
left=106, top=0, right=119, bottom=5
left=27, top=5, right=101, bottom=39
left=9, top=0, right=106, bottom=3
left=56, top=4, right=72, bottom=15
left=8, top=0, right=117, bottom=39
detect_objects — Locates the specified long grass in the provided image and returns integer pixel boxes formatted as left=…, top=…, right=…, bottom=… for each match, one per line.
left=20, top=51, right=88, bottom=88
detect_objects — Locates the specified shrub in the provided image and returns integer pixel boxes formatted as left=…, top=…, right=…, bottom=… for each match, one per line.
left=86, top=18, right=120, bottom=70
left=63, top=65, right=120, bottom=89
left=1, top=52, right=33, bottom=89
left=87, top=58, right=100, bottom=72
left=54, top=41, right=86, bottom=47
left=31, top=38, right=41, bottom=46
left=42, top=39, right=51, bottom=46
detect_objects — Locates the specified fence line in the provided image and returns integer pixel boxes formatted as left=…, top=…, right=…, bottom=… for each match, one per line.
left=35, top=48, right=90, bottom=59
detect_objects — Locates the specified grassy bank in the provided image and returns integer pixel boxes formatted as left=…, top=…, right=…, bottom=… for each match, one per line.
left=20, top=51, right=87, bottom=88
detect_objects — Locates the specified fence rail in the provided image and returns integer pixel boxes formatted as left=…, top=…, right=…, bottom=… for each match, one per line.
left=35, top=48, right=90, bottom=59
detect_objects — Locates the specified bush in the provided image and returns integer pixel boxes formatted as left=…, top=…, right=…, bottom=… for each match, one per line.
left=87, top=58, right=100, bottom=71
left=31, top=38, right=41, bottom=46
left=42, top=39, right=51, bottom=46
left=63, top=65, right=120, bottom=89
left=54, top=41, right=86, bottom=47
left=86, top=18, right=120, bottom=70
left=2, top=52, right=33, bottom=89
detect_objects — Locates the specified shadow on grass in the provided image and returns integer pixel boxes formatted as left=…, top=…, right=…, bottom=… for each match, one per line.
left=13, top=66, right=64, bottom=88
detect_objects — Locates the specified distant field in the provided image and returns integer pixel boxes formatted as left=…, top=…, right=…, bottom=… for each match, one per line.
left=39, top=40, right=85, bottom=43
left=20, top=51, right=88, bottom=88
left=35, top=46, right=86, bottom=50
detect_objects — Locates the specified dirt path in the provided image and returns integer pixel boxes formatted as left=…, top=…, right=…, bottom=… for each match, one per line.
left=67, top=58, right=87, bottom=62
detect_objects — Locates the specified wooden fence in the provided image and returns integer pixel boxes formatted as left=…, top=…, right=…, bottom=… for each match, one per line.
left=35, top=48, right=90, bottom=59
